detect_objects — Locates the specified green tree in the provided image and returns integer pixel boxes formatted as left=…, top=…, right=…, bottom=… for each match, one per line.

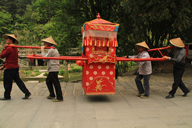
left=0, top=10, right=13, bottom=36
left=34, top=0, right=122, bottom=55
left=122, top=0, right=192, bottom=49
left=0, top=0, right=33, bottom=20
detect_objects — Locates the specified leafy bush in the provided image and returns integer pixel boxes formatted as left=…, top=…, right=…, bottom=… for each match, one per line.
left=68, top=67, right=82, bottom=73
left=25, top=71, right=32, bottom=74
left=131, top=62, right=139, bottom=66
left=34, top=70, right=39, bottom=72
left=43, top=72, right=48, bottom=76
left=59, top=69, right=65, bottom=75
left=70, top=65, right=74, bottom=68
left=59, top=60, right=63, bottom=64
left=35, top=72, right=41, bottom=76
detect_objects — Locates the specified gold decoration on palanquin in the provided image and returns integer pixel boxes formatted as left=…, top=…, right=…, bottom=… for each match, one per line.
left=94, top=78, right=106, bottom=91
left=103, top=38, right=105, bottom=47
left=107, top=39, right=109, bottom=47
left=90, top=37, right=93, bottom=46
left=115, top=40, right=118, bottom=47
left=87, top=38, right=89, bottom=46
left=108, top=58, right=112, bottom=61
left=95, top=38, right=97, bottom=46
left=99, top=40, right=101, bottom=46
left=84, top=38, right=86, bottom=46
left=100, top=56, right=107, bottom=62
left=87, top=39, right=88, bottom=46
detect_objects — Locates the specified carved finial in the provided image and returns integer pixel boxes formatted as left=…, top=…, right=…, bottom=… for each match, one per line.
left=97, top=13, right=101, bottom=19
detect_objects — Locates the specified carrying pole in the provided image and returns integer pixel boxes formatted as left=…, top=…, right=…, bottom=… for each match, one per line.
left=8, top=45, right=55, bottom=49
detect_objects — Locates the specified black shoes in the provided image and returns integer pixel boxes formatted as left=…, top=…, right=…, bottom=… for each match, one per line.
left=0, top=93, right=31, bottom=100
left=166, top=94, right=174, bottom=99
left=22, top=93, right=31, bottom=99
left=182, top=90, right=190, bottom=97
left=0, top=97, right=11, bottom=100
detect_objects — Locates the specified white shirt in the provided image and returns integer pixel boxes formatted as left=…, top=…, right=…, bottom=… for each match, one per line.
left=129, top=50, right=152, bottom=75
left=41, top=48, right=60, bottom=72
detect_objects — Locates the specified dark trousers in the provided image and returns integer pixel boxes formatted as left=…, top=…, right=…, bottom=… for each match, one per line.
left=169, top=63, right=189, bottom=96
left=46, top=72, right=63, bottom=100
left=3, top=68, right=30, bottom=99
left=135, top=73, right=151, bottom=96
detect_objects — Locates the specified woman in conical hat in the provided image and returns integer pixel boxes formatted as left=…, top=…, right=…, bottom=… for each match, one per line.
left=0, top=34, right=31, bottom=100
left=163, top=37, right=190, bottom=99
left=41, top=36, right=63, bottom=102
left=169, top=37, right=185, bottom=48
left=135, top=41, right=150, bottom=50
left=3, top=34, right=19, bottom=44
left=124, top=41, right=152, bottom=98
left=41, top=36, right=57, bottom=46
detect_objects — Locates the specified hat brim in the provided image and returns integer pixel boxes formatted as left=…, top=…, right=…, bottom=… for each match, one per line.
left=170, top=41, right=185, bottom=48
left=135, top=44, right=150, bottom=50
left=41, top=37, right=57, bottom=46
left=3, top=34, right=19, bottom=44
left=42, top=41, right=57, bottom=45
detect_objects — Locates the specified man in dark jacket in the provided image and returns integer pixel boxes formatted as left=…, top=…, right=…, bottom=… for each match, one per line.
left=163, top=37, right=190, bottom=99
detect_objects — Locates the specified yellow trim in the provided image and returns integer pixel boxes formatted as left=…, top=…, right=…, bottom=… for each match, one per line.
left=85, top=23, right=120, bottom=26
left=90, top=37, right=93, bottom=46
left=86, top=92, right=115, bottom=95
left=92, top=46, right=111, bottom=55
left=82, top=37, right=118, bottom=47
left=103, top=38, right=105, bottom=47
left=107, top=40, right=109, bottom=47
left=95, top=38, right=97, bottom=46
left=115, top=40, right=118, bottom=47
left=87, top=38, right=88, bottom=46
left=88, top=55, right=116, bottom=63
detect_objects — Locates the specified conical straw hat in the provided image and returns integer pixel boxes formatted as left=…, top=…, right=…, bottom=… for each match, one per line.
left=135, top=41, right=150, bottom=50
left=3, top=34, right=19, bottom=44
left=170, top=37, right=185, bottom=48
left=41, top=36, right=57, bottom=45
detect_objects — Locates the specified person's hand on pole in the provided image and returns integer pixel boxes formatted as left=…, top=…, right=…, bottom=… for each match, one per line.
left=41, top=46, right=46, bottom=51
left=0, top=65, right=4, bottom=70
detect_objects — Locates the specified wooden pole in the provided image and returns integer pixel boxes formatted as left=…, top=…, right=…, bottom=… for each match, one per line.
left=64, top=60, right=68, bottom=82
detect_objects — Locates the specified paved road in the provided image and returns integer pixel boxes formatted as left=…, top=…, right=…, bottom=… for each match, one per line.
left=0, top=65, right=191, bottom=128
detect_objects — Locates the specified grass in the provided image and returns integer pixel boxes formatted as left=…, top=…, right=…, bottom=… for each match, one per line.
left=24, top=70, right=41, bottom=77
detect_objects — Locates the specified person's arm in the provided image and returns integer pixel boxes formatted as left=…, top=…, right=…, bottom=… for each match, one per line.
left=123, top=55, right=136, bottom=58
left=130, top=52, right=148, bottom=64
left=163, top=49, right=185, bottom=63
left=0, top=65, right=5, bottom=70
left=170, top=52, right=185, bottom=63
left=0, top=46, right=11, bottom=59
left=41, top=48, right=54, bottom=62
